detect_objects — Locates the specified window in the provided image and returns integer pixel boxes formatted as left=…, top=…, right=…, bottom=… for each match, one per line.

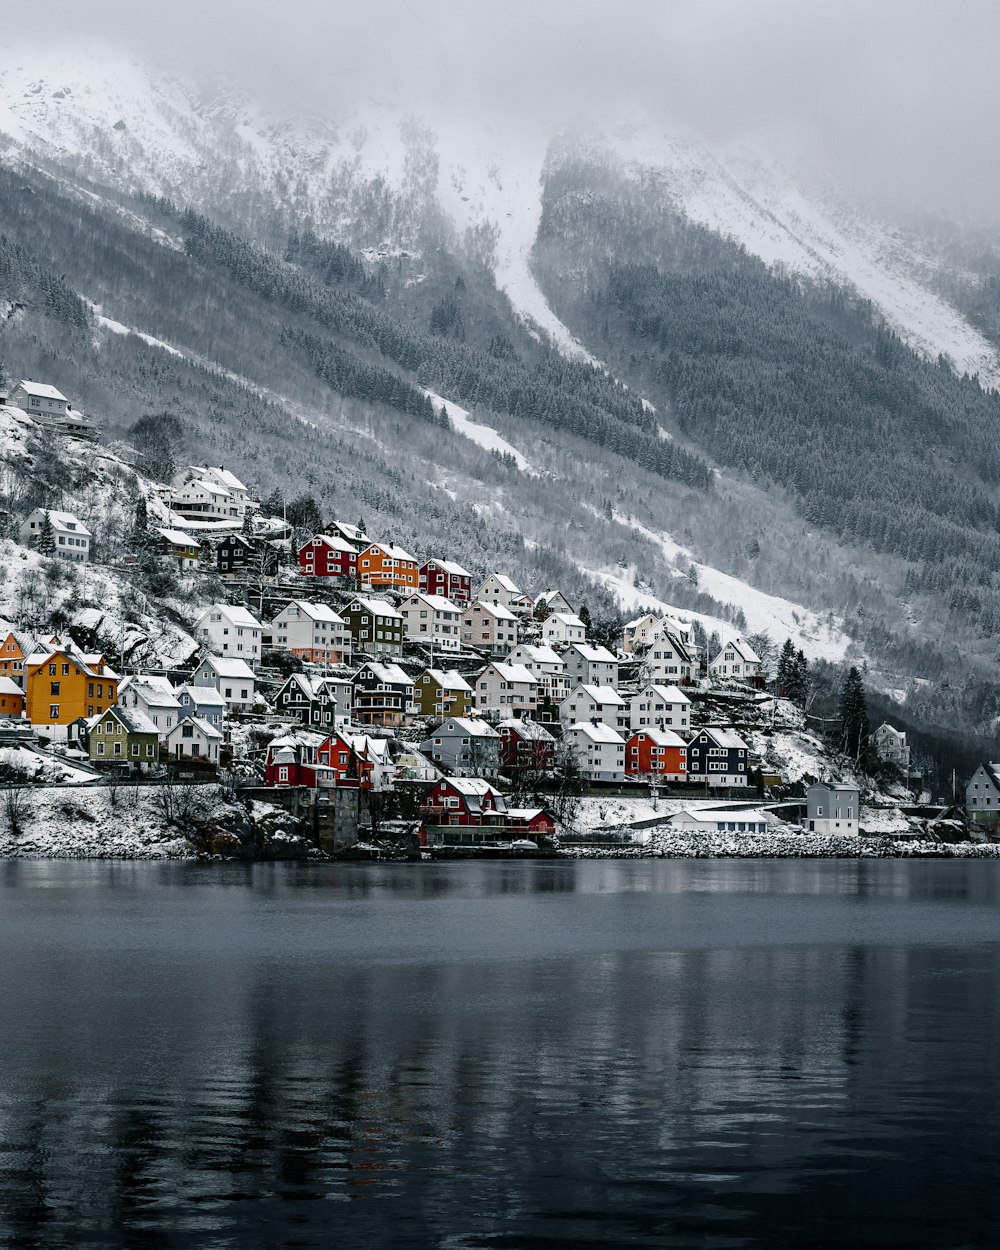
left=62, top=663, right=70, bottom=676
left=49, top=705, right=59, bottom=719
left=50, top=681, right=60, bottom=696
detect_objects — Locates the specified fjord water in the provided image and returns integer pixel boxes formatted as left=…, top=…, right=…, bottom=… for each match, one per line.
left=1, top=860, right=999, bottom=1249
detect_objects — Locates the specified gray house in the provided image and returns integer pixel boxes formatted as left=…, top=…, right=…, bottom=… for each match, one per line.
left=419, top=717, right=501, bottom=777
left=806, top=782, right=860, bottom=835
left=966, top=763, right=1000, bottom=826
left=562, top=642, right=619, bottom=689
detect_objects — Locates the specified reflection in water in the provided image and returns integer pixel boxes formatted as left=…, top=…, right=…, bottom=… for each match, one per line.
left=0, top=860, right=998, bottom=1247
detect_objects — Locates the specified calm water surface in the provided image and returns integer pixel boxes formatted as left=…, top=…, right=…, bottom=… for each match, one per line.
left=1, top=857, right=999, bottom=1248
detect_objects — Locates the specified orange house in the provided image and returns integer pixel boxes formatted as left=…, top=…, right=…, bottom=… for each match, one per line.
left=357, top=541, right=418, bottom=591
left=25, top=649, right=119, bottom=728
left=0, top=678, right=25, bottom=718
left=626, top=728, right=688, bottom=781
left=0, top=632, right=27, bottom=680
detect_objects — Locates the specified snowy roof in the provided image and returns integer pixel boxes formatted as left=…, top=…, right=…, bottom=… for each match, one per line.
left=33, top=509, right=91, bottom=537
left=568, top=644, right=617, bottom=663
left=565, top=721, right=625, bottom=744
left=636, top=683, right=692, bottom=705
left=496, top=718, right=555, bottom=741
left=807, top=781, right=860, bottom=794
left=696, top=727, right=750, bottom=750
left=119, top=675, right=181, bottom=709
left=278, top=599, right=345, bottom=624
left=176, top=683, right=227, bottom=706
left=182, top=478, right=231, bottom=498
left=715, top=637, right=761, bottom=664
left=16, top=380, right=68, bottom=402
left=470, top=600, right=518, bottom=621
left=424, top=558, right=472, bottom=577
left=670, top=807, right=770, bottom=824
left=443, top=778, right=503, bottom=797
left=628, top=726, right=687, bottom=747
left=440, top=717, right=501, bottom=737
left=91, top=706, right=158, bottom=736
left=201, top=466, right=247, bottom=492
left=486, top=663, right=538, bottom=685
left=199, top=656, right=256, bottom=679
left=347, top=597, right=403, bottom=619
left=483, top=573, right=521, bottom=593
left=573, top=683, right=626, bottom=705
left=358, top=662, right=412, bottom=686
left=535, top=589, right=570, bottom=607
left=511, top=644, right=563, bottom=665
left=422, top=668, right=473, bottom=691
left=168, top=714, right=222, bottom=741
left=625, top=612, right=661, bottom=629
left=548, top=613, right=585, bottom=627
left=157, top=528, right=200, bottom=548
left=304, top=533, right=356, bottom=553
left=363, top=540, right=416, bottom=562
left=198, top=604, right=261, bottom=628
left=0, top=677, right=23, bottom=696
left=401, top=592, right=461, bottom=613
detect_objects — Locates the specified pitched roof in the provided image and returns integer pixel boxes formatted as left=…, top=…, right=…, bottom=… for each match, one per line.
left=714, top=637, right=761, bottom=664
left=439, top=717, right=501, bottom=738
left=401, top=592, right=461, bottom=613
left=635, top=683, right=692, bottom=705
left=304, top=533, right=356, bottom=553
left=444, top=777, right=503, bottom=797
left=422, top=668, right=473, bottom=691
left=16, top=380, right=68, bottom=401
left=168, top=714, right=223, bottom=741
left=278, top=599, right=345, bottom=624
left=485, top=663, right=538, bottom=685
left=694, top=727, right=750, bottom=750
left=424, top=558, right=472, bottom=577
left=198, top=604, right=261, bottom=628
left=175, top=683, right=227, bottom=706
left=357, top=662, right=412, bottom=686
left=628, top=726, right=687, bottom=747
left=347, top=597, right=403, bottom=619
left=0, top=677, right=23, bottom=696
left=363, top=540, right=416, bottom=562
left=157, top=528, right=201, bottom=548
left=470, top=600, right=518, bottom=621
left=32, top=510, right=91, bottom=537
left=510, top=644, right=562, bottom=666
left=90, top=705, right=158, bottom=735
left=198, top=656, right=256, bottom=679
left=548, top=612, right=585, bottom=628
left=483, top=573, right=521, bottom=593
left=572, top=683, right=626, bottom=705
left=496, top=718, right=556, bottom=741
left=568, top=644, right=617, bottom=663
left=565, top=721, right=625, bottom=744
left=118, top=675, right=182, bottom=709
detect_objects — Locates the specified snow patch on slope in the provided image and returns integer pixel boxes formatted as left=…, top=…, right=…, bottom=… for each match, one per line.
left=423, top=388, right=535, bottom=473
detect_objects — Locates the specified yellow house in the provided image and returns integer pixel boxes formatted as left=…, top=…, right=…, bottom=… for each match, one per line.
left=25, top=648, right=119, bottom=727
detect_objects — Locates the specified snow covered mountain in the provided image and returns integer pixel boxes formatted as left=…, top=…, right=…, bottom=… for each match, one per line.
left=3, top=41, right=998, bottom=383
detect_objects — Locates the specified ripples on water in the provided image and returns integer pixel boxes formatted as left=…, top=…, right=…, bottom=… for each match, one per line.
left=0, top=858, right=998, bottom=1248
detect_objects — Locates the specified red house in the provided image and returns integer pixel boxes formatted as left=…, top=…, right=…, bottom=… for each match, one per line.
left=497, top=718, right=556, bottom=774
left=625, top=728, right=688, bottom=781
left=264, top=731, right=329, bottom=787
left=506, top=808, right=556, bottom=837
left=419, top=559, right=473, bottom=605
left=298, top=534, right=358, bottom=580
left=419, top=777, right=506, bottom=835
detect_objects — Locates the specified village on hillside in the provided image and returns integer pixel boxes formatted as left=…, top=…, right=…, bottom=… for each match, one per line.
left=0, top=376, right=991, bottom=857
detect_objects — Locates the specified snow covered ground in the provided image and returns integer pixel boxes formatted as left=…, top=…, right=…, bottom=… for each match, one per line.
left=424, top=388, right=535, bottom=473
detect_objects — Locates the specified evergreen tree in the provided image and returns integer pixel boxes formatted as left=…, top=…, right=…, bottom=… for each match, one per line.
left=579, top=603, right=593, bottom=632
left=787, top=649, right=810, bottom=709
left=241, top=508, right=254, bottom=539
left=357, top=516, right=367, bottom=537
left=263, top=487, right=284, bottom=517
left=775, top=638, right=797, bottom=694
left=37, top=510, right=55, bottom=556
left=129, top=497, right=152, bottom=553
left=839, top=666, right=870, bottom=762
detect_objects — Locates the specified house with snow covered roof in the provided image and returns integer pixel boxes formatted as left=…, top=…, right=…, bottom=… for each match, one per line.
left=352, top=662, right=414, bottom=726
left=297, top=533, right=358, bottom=580
left=155, top=528, right=200, bottom=568
left=806, top=782, right=860, bottom=835
left=357, top=540, right=418, bottom=590
left=463, top=601, right=519, bottom=653
left=166, top=715, right=222, bottom=767
left=477, top=573, right=524, bottom=611
left=268, top=600, right=348, bottom=664
left=534, top=588, right=574, bottom=616
left=342, top=597, right=405, bottom=657
left=507, top=643, right=568, bottom=706
left=170, top=466, right=251, bottom=520
left=665, top=807, right=771, bottom=835
left=419, top=717, right=501, bottom=776
left=562, top=642, right=619, bottom=689
left=195, top=604, right=263, bottom=666
left=542, top=612, right=587, bottom=647
left=709, top=638, right=762, bottom=684
left=561, top=721, right=625, bottom=781
left=273, top=673, right=353, bottom=731
left=629, top=683, right=691, bottom=733
left=175, top=684, right=227, bottom=730
left=9, top=380, right=70, bottom=420
left=117, top=675, right=182, bottom=741
left=685, top=727, right=750, bottom=787
left=472, top=662, right=539, bottom=717
left=19, top=509, right=91, bottom=563
left=642, top=620, right=699, bottom=685
left=625, top=728, right=687, bottom=781
left=0, top=677, right=25, bottom=719
left=559, top=683, right=629, bottom=733
left=497, top=718, right=556, bottom=774
left=420, top=558, right=473, bottom=604
left=413, top=668, right=473, bottom=718
left=966, top=764, right=1000, bottom=827
left=192, top=655, right=257, bottom=712
left=399, top=592, right=463, bottom=652
left=86, top=706, right=159, bottom=770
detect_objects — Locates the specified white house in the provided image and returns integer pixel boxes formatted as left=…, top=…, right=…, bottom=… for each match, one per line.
left=192, top=656, right=257, bottom=712
left=806, top=783, right=860, bottom=835
left=629, top=683, right=692, bottom=733
left=642, top=619, right=699, bottom=684
left=874, top=723, right=911, bottom=771
left=117, top=675, right=182, bottom=741
left=542, top=613, right=587, bottom=647
left=171, top=465, right=251, bottom=520
left=562, top=643, right=619, bottom=689
left=562, top=721, right=625, bottom=782
left=268, top=600, right=349, bottom=663
left=462, top=601, right=520, bottom=653
left=174, top=684, right=227, bottom=730
left=967, top=763, right=1000, bottom=826
left=195, top=604, right=263, bottom=666
left=166, top=715, right=223, bottom=764
left=623, top=612, right=662, bottom=655
left=8, top=380, right=70, bottom=420
left=559, top=683, right=629, bottom=733
left=665, top=807, right=772, bottom=835
left=709, top=637, right=762, bottom=683
left=399, top=592, right=463, bottom=652
left=19, top=509, right=91, bottom=563
left=477, top=573, right=524, bottom=610
left=534, top=588, right=574, bottom=616
left=473, top=663, right=540, bottom=717
left=506, top=643, right=569, bottom=704
left=419, top=717, right=502, bottom=776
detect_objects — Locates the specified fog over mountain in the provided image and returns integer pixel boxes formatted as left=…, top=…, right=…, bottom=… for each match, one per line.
left=14, top=0, right=1000, bottom=222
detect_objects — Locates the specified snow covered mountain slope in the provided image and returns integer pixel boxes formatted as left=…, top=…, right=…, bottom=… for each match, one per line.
left=7, top=43, right=995, bottom=384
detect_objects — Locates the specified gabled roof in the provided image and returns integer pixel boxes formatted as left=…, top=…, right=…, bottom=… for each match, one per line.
left=807, top=780, right=860, bottom=794
left=482, top=573, right=521, bottom=593
left=118, top=675, right=182, bottom=709
left=628, top=726, right=687, bottom=747
left=90, top=705, right=158, bottom=736
left=401, top=591, right=461, bottom=613
left=570, top=683, right=626, bottom=705
left=16, top=380, right=68, bottom=402
left=302, top=533, right=356, bottom=554
left=167, top=714, right=223, bottom=741
left=175, top=683, right=228, bottom=706
left=441, top=777, right=504, bottom=798
left=692, top=727, right=749, bottom=750
left=29, top=509, right=91, bottom=537
left=157, top=527, right=201, bottom=548
left=0, top=677, right=22, bottom=696
left=346, top=597, right=403, bottom=619
left=201, top=466, right=247, bottom=492
left=670, top=806, right=771, bottom=824
left=438, top=717, right=501, bottom=738
left=635, top=683, right=692, bottom=705
left=535, top=588, right=571, bottom=608
left=565, top=721, right=625, bottom=744
left=714, top=637, right=761, bottom=664
left=362, top=540, right=416, bottom=563
left=275, top=599, right=345, bottom=624
left=198, top=656, right=256, bottom=679
left=510, top=644, right=562, bottom=666
left=484, top=663, right=538, bottom=685
left=198, top=604, right=261, bottom=629
left=567, top=643, right=617, bottom=663
left=423, top=558, right=472, bottom=577
left=469, top=600, right=518, bottom=621
left=496, top=718, right=556, bottom=741
left=547, top=612, right=585, bottom=628
left=356, top=662, right=413, bottom=686
left=422, top=668, right=473, bottom=691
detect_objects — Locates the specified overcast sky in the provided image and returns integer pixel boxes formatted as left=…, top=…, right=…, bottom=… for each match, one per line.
left=20, top=0, right=1000, bottom=219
